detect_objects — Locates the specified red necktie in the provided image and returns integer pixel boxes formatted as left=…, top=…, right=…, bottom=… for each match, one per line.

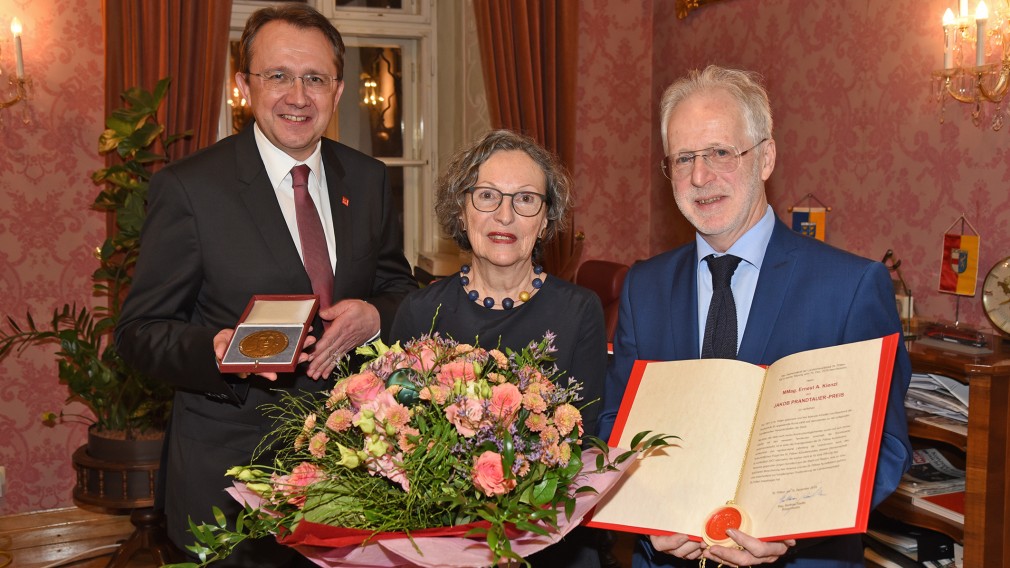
left=291, top=165, right=333, bottom=309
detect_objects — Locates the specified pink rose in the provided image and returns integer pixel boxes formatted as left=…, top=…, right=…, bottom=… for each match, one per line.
left=488, top=383, right=522, bottom=425
left=409, top=343, right=438, bottom=372
left=344, top=371, right=384, bottom=408
left=445, top=397, right=484, bottom=437
left=274, top=461, right=326, bottom=508
left=472, top=451, right=516, bottom=497
left=435, top=360, right=475, bottom=387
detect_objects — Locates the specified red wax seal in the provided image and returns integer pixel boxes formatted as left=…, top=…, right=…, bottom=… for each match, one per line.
left=705, top=506, right=743, bottom=542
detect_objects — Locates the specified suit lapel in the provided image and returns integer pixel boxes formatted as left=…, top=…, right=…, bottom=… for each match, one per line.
left=669, top=249, right=701, bottom=359
left=233, top=126, right=311, bottom=284
left=738, top=219, right=798, bottom=362
left=320, top=142, right=353, bottom=300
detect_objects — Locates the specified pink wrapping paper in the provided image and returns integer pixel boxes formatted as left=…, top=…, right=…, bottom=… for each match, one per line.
left=227, top=448, right=632, bottom=567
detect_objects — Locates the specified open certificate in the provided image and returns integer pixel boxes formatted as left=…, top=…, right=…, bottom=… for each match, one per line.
left=590, top=334, right=898, bottom=543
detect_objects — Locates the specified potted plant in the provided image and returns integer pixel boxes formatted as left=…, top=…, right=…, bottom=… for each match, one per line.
left=0, top=77, right=188, bottom=507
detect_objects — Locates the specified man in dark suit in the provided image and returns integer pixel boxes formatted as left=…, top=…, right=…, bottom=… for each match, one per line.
left=597, top=66, right=912, bottom=568
left=115, top=4, right=416, bottom=565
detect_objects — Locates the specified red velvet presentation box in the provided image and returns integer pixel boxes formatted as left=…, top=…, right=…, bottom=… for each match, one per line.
left=219, top=295, right=319, bottom=374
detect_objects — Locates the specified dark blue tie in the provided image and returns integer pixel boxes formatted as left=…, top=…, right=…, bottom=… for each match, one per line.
left=701, top=254, right=742, bottom=359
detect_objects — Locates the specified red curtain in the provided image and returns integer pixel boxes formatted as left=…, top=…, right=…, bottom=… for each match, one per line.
left=103, top=0, right=232, bottom=160
left=473, top=0, right=581, bottom=280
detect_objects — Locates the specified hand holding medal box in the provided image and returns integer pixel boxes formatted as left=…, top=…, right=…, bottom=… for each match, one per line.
left=219, top=295, right=319, bottom=373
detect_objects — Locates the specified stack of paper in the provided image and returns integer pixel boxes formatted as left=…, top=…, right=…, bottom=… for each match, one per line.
left=894, top=449, right=966, bottom=525
left=905, top=374, right=968, bottom=435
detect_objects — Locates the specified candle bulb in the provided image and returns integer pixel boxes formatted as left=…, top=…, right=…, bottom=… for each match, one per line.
left=976, top=0, right=988, bottom=67
left=10, top=17, right=24, bottom=80
left=943, top=9, right=956, bottom=69
left=960, top=0, right=969, bottom=18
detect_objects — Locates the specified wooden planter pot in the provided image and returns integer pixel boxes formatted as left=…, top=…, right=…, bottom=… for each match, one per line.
left=71, top=428, right=163, bottom=511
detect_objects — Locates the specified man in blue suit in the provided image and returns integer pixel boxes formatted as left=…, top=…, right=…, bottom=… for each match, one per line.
left=597, top=66, right=912, bottom=567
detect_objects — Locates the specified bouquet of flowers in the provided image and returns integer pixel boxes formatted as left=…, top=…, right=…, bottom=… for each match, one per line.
left=169, top=332, right=669, bottom=567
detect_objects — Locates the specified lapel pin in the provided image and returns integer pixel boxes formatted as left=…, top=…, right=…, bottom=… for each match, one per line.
left=342, top=196, right=350, bottom=207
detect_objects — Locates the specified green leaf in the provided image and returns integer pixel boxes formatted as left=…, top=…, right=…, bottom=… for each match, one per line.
left=211, top=506, right=228, bottom=527
left=530, top=476, right=558, bottom=507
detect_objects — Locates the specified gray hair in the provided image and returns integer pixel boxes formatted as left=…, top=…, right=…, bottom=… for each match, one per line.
left=435, top=130, right=573, bottom=259
left=659, top=65, right=773, bottom=153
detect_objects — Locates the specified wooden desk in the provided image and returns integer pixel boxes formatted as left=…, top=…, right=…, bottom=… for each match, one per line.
left=880, top=335, right=1010, bottom=567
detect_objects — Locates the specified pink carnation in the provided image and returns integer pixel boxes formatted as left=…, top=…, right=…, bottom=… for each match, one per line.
left=522, top=391, right=547, bottom=413
left=488, top=383, right=522, bottom=425
left=540, top=425, right=560, bottom=447
left=525, top=412, right=548, bottom=432
left=275, top=462, right=326, bottom=508
left=396, top=425, right=420, bottom=452
left=488, top=349, right=509, bottom=368
left=445, top=397, right=484, bottom=437
left=361, top=391, right=410, bottom=429
left=472, top=451, right=516, bottom=497
left=420, top=384, right=452, bottom=405
left=367, top=452, right=410, bottom=492
left=552, top=403, right=582, bottom=437
left=343, top=371, right=385, bottom=408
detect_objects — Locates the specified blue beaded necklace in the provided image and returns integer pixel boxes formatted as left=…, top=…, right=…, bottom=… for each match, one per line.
left=459, top=264, right=544, bottom=310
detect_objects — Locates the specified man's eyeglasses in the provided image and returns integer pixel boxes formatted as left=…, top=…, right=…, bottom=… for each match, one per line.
left=660, top=138, right=768, bottom=180
left=248, top=70, right=337, bottom=92
left=465, top=187, right=547, bottom=217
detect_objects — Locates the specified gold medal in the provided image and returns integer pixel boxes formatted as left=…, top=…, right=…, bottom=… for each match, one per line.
left=239, top=330, right=289, bottom=358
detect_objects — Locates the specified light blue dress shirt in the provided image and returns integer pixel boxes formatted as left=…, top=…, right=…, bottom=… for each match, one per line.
left=696, top=205, right=776, bottom=355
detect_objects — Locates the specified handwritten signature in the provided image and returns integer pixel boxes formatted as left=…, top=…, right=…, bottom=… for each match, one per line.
left=777, top=485, right=825, bottom=506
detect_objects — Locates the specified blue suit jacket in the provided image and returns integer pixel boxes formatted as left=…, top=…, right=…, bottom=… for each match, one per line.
left=598, top=220, right=912, bottom=568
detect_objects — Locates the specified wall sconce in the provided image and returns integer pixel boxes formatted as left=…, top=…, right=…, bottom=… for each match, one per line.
left=360, top=74, right=385, bottom=108
left=226, top=86, right=251, bottom=134
left=1, top=16, right=32, bottom=123
left=933, top=0, right=1010, bottom=129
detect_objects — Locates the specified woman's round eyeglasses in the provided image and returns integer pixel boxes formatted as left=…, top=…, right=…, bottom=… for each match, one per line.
left=465, top=187, right=546, bottom=217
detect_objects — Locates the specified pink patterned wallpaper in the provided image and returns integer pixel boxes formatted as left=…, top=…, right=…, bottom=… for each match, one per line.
left=575, top=0, right=1010, bottom=333
left=0, top=0, right=104, bottom=514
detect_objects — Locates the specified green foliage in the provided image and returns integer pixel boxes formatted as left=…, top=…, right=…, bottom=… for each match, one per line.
left=174, top=334, right=677, bottom=566
left=0, top=77, right=189, bottom=437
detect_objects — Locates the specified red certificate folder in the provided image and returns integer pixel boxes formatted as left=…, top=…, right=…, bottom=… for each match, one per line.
left=589, top=334, right=898, bottom=543
left=219, top=295, right=319, bottom=374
